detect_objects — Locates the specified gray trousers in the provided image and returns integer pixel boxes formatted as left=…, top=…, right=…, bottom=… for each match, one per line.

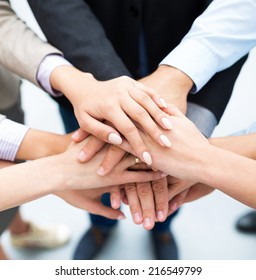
left=0, top=66, right=24, bottom=235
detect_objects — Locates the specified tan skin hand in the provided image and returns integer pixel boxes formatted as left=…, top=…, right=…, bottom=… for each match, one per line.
left=139, top=65, right=193, bottom=114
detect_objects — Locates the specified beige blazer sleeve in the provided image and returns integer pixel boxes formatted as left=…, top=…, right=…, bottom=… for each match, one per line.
left=0, top=1, right=62, bottom=86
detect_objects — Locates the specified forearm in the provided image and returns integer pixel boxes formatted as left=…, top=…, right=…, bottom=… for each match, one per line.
left=0, top=1, right=61, bottom=86
left=16, top=129, right=71, bottom=161
left=198, top=145, right=256, bottom=208
left=0, top=155, right=65, bottom=211
left=209, top=134, right=256, bottom=160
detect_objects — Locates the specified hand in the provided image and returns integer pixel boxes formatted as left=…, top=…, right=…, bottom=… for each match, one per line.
left=135, top=105, right=210, bottom=182
left=58, top=138, right=167, bottom=191
left=168, top=183, right=215, bottom=213
left=139, top=65, right=193, bottom=114
left=110, top=177, right=169, bottom=230
left=55, top=188, right=125, bottom=220
left=51, top=66, right=173, bottom=165
left=166, top=176, right=198, bottom=215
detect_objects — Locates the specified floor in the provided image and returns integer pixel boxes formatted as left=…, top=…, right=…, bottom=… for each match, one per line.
left=1, top=0, right=256, bottom=260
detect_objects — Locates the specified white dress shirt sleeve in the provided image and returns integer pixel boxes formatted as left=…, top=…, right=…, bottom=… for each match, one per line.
left=160, top=0, right=256, bottom=92
left=37, top=54, right=72, bottom=96
left=0, top=117, right=29, bottom=161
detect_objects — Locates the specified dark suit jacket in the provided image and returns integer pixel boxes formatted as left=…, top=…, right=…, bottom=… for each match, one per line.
left=28, top=0, right=246, bottom=120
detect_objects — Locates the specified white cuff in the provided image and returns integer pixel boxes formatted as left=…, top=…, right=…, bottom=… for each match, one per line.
left=37, top=54, right=72, bottom=96
left=0, top=119, right=29, bottom=161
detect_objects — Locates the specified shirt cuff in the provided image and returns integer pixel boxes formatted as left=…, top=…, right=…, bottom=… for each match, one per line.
left=37, top=54, right=72, bottom=96
left=0, top=118, right=29, bottom=162
left=160, top=39, right=219, bottom=93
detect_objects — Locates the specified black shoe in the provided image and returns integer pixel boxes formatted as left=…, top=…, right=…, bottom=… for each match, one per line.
left=73, top=225, right=113, bottom=260
left=236, top=211, right=256, bottom=233
left=150, top=229, right=178, bottom=260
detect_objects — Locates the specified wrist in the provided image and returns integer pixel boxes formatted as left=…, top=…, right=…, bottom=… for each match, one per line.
left=156, top=65, right=193, bottom=96
left=50, top=66, right=95, bottom=102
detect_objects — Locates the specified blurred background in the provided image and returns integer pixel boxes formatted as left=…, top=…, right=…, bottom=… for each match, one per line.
left=1, top=0, right=256, bottom=260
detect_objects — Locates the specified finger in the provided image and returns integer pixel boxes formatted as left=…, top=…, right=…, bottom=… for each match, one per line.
left=124, top=183, right=143, bottom=224
left=151, top=177, right=169, bottom=222
left=78, top=113, right=124, bottom=145
left=133, top=81, right=168, bottom=109
left=123, top=98, right=172, bottom=148
left=110, top=185, right=122, bottom=209
left=86, top=200, right=126, bottom=220
left=168, top=190, right=189, bottom=216
left=136, top=181, right=156, bottom=230
left=77, top=135, right=105, bottom=162
left=165, top=104, right=186, bottom=118
left=103, top=107, right=153, bottom=165
left=71, top=128, right=90, bottom=143
left=129, top=87, right=173, bottom=130
left=97, top=145, right=126, bottom=176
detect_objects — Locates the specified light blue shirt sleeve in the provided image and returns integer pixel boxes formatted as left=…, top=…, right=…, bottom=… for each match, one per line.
left=160, top=0, right=256, bottom=92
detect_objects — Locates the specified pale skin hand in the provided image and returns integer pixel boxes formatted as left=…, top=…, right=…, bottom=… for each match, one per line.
left=0, top=135, right=166, bottom=211
left=50, top=66, right=173, bottom=165
left=55, top=188, right=126, bottom=220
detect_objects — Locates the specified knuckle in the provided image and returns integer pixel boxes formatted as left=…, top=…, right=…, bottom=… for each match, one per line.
left=137, top=93, right=150, bottom=104
left=124, top=123, right=137, bottom=135
left=137, top=184, right=151, bottom=196
left=135, top=108, right=148, bottom=119
left=152, top=182, right=166, bottom=193
left=125, top=183, right=137, bottom=193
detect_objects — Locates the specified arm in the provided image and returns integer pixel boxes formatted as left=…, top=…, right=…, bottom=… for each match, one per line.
left=27, top=0, right=130, bottom=79
left=137, top=106, right=256, bottom=208
left=160, top=0, right=256, bottom=92
left=0, top=1, right=62, bottom=86
left=0, top=139, right=165, bottom=211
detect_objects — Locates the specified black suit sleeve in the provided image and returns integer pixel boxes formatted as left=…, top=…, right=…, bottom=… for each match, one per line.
left=27, top=0, right=131, bottom=80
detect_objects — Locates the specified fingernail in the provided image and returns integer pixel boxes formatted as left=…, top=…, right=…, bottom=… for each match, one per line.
left=157, top=211, right=165, bottom=221
left=171, top=202, right=178, bottom=211
left=161, top=172, right=168, bottom=177
left=143, top=152, right=152, bottom=165
left=162, top=117, right=172, bottom=130
left=144, top=218, right=151, bottom=228
left=111, top=198, right=118, bottom=209
left=108, top=133, right=122, bottom=145
left=71, top=130, right=79, bottom=140
left=117, top=214, right=126, bottom=220
left=160, top=98, right=167, bottom=108
left=160, top=135, right=172, bottom=147
left=77, top=150, right=86, bottom=162
left=96, top=166, right=105, bottom=176
left=134, top=213, right=142, bottom=223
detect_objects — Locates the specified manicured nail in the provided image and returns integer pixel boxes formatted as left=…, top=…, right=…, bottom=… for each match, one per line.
left=71, top=130, right=79, bottom=140
left=96, top=166, right=105, bottom=176
left=134, top=213, right=142, bottom=223
left=160, top=135, right=172, bottom=147
left=117, top=214, right=126, bottom=220
left=108, top=133, right=122, bottom=145
left=143, top=152, right=152, bottom=165
left=160, top=98, right=167, bottom=108
left=144, top=218, right=151, bottom=228
left=157, top=211, right=165, bottom=221
left=162, top=117, right=172, bottom=130
left=77, top=150, right=86, bottom=162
